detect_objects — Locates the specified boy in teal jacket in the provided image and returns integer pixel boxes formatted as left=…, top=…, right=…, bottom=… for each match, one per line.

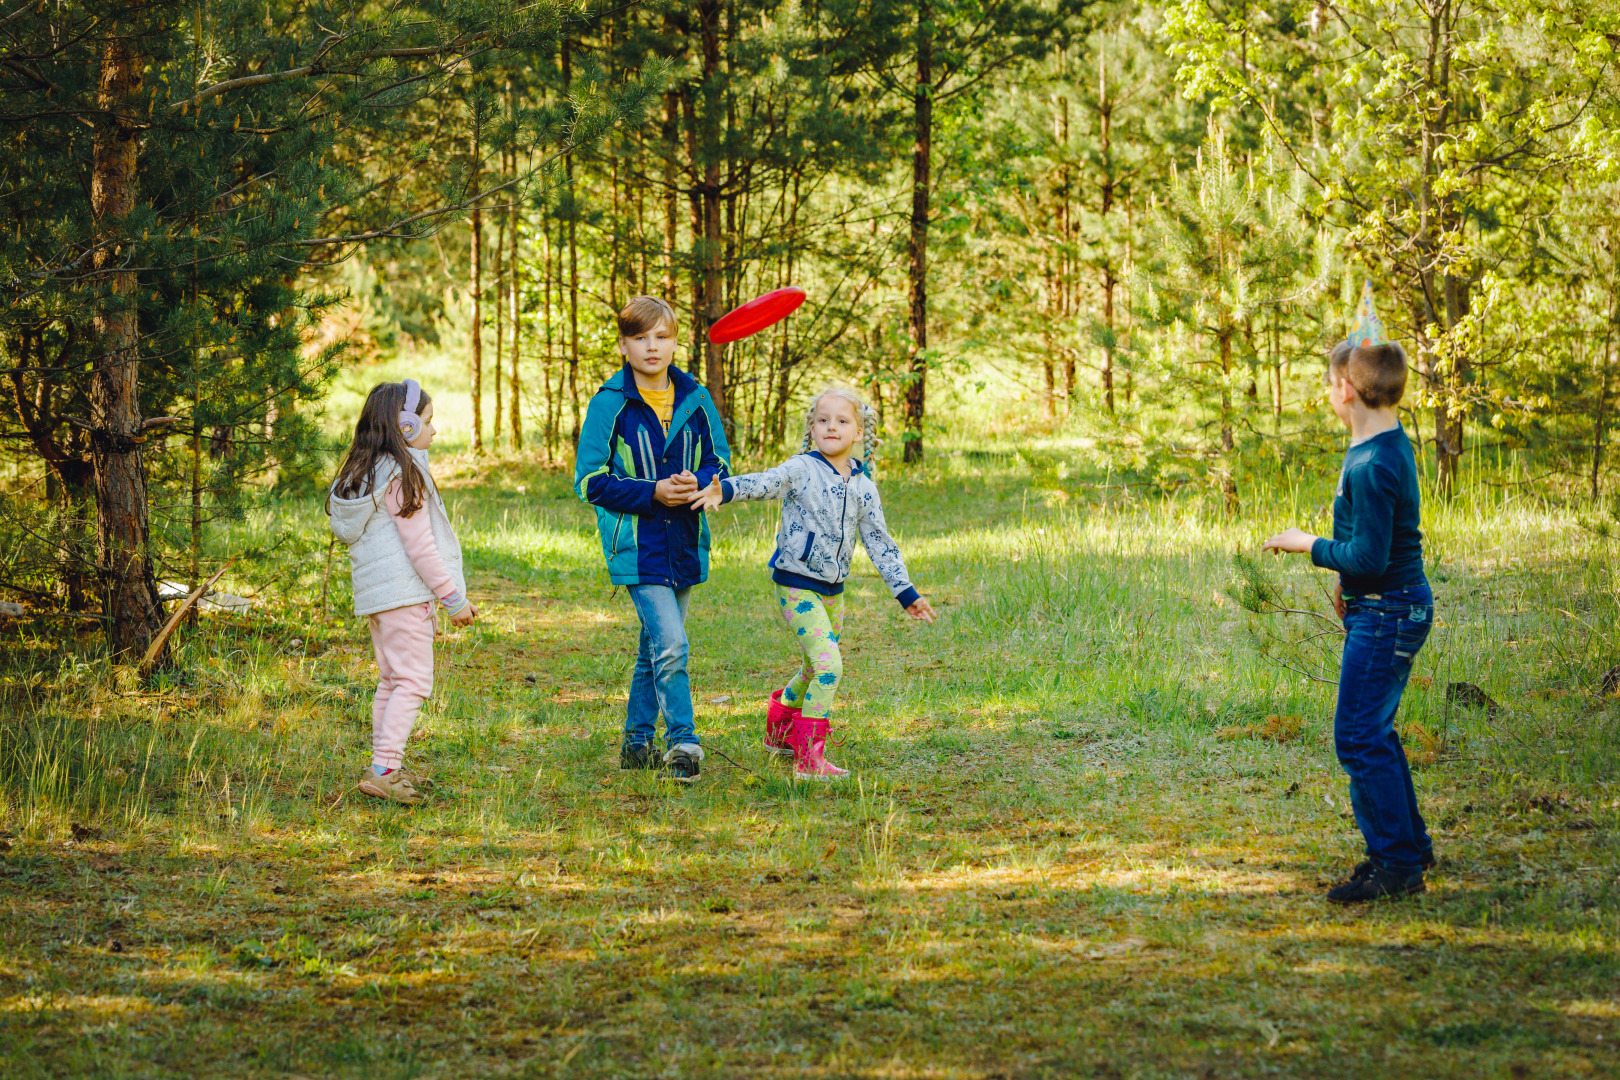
left=575, top=296, right=730, bottom=783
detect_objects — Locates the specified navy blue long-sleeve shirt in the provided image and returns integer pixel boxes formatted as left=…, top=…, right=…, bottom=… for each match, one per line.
left=1310, top=425, right=1427, bottom=595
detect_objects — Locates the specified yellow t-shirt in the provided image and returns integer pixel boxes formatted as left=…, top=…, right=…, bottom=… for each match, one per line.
left=641, top=382, right=675, bottom=433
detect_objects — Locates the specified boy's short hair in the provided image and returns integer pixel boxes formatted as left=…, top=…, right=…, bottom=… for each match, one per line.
left=617, top=295, right=677, bottom=338
left=1328, top=339, right=1408, bottom=408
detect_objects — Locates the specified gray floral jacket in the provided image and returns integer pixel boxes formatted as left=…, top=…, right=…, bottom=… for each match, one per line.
left=720, top=451, right=920, bottom=608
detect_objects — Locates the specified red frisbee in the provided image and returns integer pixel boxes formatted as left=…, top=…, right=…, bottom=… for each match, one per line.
left=709, top=286, right=807, bottom=344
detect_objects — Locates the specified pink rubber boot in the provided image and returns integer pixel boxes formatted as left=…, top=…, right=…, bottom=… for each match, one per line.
left=789, top=716, right=849, bottom=782
left=764, top=689, right=798, bottom=756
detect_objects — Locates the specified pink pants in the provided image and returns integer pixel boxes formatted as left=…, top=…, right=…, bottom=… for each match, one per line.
left=368, top=602, right=435, bottom=770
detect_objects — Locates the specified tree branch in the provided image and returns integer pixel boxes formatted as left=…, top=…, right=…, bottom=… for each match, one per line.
left=169, top=33, right=490, bottom=111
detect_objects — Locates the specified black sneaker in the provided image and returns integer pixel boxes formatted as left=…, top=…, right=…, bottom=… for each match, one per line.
left=1348, top=850, right=1437, bottom=883
left=619, top=742, right=659, bottom=770
left=1327, top=865, right=1425, bottom=904
left=662, top=744, right=703, bottom=784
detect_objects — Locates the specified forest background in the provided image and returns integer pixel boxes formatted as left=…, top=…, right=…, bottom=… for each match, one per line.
left=4, top=0, right=1620, bottom=653
left=3, top=0, right=1620, bottom=650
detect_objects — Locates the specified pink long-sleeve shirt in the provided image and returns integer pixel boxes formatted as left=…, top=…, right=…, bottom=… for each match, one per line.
left=385, top=477, right=470, bottom=616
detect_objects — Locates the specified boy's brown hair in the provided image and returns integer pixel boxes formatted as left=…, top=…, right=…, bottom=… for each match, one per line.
left=617, top=295, right=678, bottom=338
left=1328, top=339, right=1408, bottom=409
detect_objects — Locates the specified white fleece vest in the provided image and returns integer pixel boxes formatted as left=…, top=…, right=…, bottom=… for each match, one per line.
left=328, top=450, right=466, bottom=617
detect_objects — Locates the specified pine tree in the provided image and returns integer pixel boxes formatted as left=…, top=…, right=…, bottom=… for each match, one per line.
left=0, top=0, right=661, bottom=659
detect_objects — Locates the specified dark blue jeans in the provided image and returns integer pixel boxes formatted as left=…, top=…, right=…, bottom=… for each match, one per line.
left=1336, top=584, right=1434, bottom=875
left=624, top=585, right=697, bottom=749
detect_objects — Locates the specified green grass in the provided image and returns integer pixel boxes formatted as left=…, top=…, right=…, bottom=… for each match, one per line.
left=2, top=449, right=1619, bottom=1078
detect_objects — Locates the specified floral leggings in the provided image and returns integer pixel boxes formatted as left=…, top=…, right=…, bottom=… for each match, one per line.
left=776, top=586, right=845, bottom=720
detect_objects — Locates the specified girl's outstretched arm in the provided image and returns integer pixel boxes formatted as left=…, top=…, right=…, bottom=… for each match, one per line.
left=855, top=484, right=923, bottom=612
left=717, top=457, right=807, bottom=505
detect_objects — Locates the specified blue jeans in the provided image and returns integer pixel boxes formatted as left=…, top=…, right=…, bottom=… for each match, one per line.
left=624, top=585, right=697, bottom=749
left=1336, top=583, right=1434, bottom=875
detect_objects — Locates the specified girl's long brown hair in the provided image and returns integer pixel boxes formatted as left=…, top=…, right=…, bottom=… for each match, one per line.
left=329, top=381, right=431, bottom=517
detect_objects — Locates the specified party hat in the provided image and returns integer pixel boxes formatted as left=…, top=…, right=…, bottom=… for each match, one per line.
left=1347, top=278, right=1387, bottom=347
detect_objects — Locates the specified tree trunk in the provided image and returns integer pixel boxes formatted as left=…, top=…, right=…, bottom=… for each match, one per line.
left=1595, top=330, right=1614, bottom=502
left=1043, top=257, right=1056, bottom=420
left=610, top=147, right=621, bottom=309
left=91, top=27, right=165, bottom=661
left=902, top=0, right=932, bottom=464
left=469, top=115, right=484, bottom=455
left=1102, top=272, right=1116, bottom=412
left=870, top=328, right=886, bottom=433
left=564, top=37, right=581, bottom=447
left=698, top=0, right=728, bottom=426
left=662, top=86, right=681, bottom=297
left=635, top=128, right=649, bottom=293
left=1434, top=273, right=1468, bottom=494
left=493, top=185, right=505, bottom=446
left=1056, top=67, right=1076, bottom=412
left=1271, top=308, right=1283, bottom=429
left=542, top=208, right=556, bottom=458
left=1098, top=44, right=1116, bottom=414
left=769, top=171, right=800, bottom=448
left=189, top=288, right=203, bottom=627
left=1415, top=0, right=1466, bottom=497
left=1218, top=328, right=1238, bottom=513
left=510, top=175, right=524, bottom=452
left=1219, top=329, right=1234, bottom=452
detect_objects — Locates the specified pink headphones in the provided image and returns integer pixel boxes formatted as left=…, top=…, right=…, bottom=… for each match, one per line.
left=399, top=379, right=424, bottom=441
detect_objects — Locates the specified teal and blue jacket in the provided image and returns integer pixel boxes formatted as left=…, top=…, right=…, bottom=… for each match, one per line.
left=574, top=364, right=731, bottom=588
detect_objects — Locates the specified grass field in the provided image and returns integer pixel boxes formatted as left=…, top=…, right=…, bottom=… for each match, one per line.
left=3, top=447, right=1619, bottom=1078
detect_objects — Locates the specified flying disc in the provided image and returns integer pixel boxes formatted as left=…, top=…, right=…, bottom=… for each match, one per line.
left=709, top=286, right=807, bottom=344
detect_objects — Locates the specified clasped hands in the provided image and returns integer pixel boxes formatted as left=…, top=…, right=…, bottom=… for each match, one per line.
left=654, top=470, right=724, bottom=511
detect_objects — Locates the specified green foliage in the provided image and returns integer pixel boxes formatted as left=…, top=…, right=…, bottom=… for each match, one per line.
left=0, top=0, right=661, bottom=618
left=1223, top=551, right=1285, bottom=615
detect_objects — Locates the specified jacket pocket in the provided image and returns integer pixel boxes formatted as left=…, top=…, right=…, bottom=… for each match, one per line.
left=609, top=513, right=627, bottom=558
left=799, top=531, right=816, bottom=563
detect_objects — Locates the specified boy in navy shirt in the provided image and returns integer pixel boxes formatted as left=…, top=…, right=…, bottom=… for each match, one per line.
left=1263, top=290, right=1435, bottom=903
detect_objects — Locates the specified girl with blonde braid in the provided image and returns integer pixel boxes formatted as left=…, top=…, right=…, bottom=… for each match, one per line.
left=691, top=387, right=935, bottom=780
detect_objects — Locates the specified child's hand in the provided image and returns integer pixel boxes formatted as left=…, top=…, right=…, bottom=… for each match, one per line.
left=1332, top=582, right=1345, bottom=620
left=655, top=470, right=699, bottom=506
left=906, top=597, right=937, bottom=623
left=688, top=477, right=724, bottom=513
left=1260, top=528, right=1318, bottom=555
left=450, top=602, right=479, bottom=627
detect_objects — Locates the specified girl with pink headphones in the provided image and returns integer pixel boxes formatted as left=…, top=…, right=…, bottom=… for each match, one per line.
left=327, top=380, right=478, bottom=805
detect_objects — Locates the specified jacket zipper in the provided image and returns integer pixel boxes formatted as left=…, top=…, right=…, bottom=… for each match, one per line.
left=833, top=472, right=852, bottom=572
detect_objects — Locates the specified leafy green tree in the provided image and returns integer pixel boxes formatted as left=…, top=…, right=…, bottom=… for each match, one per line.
left=0, top=0, right=657, bottom=658
left=1130, top=126, right=1322, bottom=510
left=1163, top=0, right=1617, bottom=493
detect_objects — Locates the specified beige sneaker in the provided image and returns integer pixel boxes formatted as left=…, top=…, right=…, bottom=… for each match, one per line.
left=393, top=766, right=428, bottom=790
left=358, top=767, right=424, bottom=805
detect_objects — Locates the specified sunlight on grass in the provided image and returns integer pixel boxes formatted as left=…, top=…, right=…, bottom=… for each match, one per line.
left=3, top=458, right=1619, bottom=1076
